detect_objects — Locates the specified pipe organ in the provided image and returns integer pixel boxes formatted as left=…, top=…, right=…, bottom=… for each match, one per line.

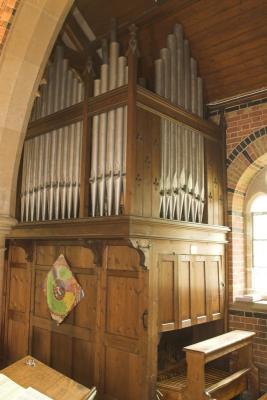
left=21, top=46, right=84, bottom=221
left=8, top=16, right=228, bottom=400
left=155, top=24, right=205, bottom=222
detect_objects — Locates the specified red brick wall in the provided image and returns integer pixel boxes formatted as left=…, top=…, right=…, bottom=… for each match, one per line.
left=213, top=102, right=267, bottom=303
left=230, top=309, right=267, bottom=393
left=0, top=0, right=20, bottom=54
left=213, top=100, right=267, bottom=393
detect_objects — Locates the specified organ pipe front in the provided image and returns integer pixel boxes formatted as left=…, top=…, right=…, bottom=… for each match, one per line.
left=18, top=22, right=224, bottom=227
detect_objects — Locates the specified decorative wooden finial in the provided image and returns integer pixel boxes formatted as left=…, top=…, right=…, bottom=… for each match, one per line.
left=84, top=55, right=93, bottom=77
left=127, top=24, right=140, bottom=57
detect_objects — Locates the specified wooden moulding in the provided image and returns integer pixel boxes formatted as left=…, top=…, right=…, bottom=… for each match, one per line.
left=9, top=216, right=229, bottom=242
left=26, top=85, right=221, bottom=142
left=26, top=85, right=128, bottom=139
left=136, top=86, right=222, bottom=142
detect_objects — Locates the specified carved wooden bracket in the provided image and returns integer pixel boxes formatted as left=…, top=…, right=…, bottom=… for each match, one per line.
left=10, top=239, right=33, bottom=263
left=129, top=239, right=151, bottom=270
left=80, top=239, right=104, bottom=267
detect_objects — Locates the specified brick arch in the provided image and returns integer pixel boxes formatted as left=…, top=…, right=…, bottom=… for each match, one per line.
left=0, top=0, right=74, bottom=218
left=227, top=132, right=267, bottom=302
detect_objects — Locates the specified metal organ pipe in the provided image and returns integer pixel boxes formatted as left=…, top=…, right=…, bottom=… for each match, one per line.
left=155, top=23, right=205, bottom=223
left=90, top=35, right=129, bottom=217
left=21, top=45, right=84, bottom=222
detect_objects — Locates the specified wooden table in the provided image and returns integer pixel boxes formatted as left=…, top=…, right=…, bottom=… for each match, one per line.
left=1, top=356, right=94, bottom=400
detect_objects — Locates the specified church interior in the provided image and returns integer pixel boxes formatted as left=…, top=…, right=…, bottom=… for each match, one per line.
left=1, top=0, right=267, bottom=399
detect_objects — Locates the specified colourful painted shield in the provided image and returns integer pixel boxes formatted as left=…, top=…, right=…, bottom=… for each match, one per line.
left=45, top=254, right=84, bottom=324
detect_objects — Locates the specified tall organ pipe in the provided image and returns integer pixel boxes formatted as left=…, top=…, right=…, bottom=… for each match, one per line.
left=106, top=41, right=119, bottom=216
left=114, top=56, right=127, bottom=215
left=97, top=63, right=109, bottom=216
left=90, top=79, right=101, bottom=217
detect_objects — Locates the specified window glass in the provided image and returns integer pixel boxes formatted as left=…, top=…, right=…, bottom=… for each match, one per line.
left=253, top=214, right=267, bottom=240
left=250, top=195, right=267, bottom=292
left=250, top=194, right=267, bottom=212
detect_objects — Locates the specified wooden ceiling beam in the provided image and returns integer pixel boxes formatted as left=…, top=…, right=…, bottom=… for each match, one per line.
left=63, top=13, right=102, bottom=73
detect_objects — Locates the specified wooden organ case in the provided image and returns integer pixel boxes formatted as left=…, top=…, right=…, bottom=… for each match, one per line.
left=3, top=17, right=230, bottom=400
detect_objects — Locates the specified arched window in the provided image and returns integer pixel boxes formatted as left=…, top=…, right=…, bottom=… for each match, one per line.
left=250, top=194, right=267, bottom=293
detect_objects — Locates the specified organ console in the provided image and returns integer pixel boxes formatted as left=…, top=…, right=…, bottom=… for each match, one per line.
left=5, top=15, right=230, bottom=400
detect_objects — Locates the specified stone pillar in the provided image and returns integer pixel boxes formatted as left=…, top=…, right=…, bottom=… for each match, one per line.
left=0, top=215, right=17, bottom=348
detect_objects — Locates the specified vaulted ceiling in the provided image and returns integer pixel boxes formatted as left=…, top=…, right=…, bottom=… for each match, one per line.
left=63, top=0, right=267, bottom=103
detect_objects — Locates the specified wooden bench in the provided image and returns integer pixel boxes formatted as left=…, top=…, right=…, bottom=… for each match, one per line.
left=183, top=330, right=259, bottom=400
left=258, top=394, right=267, bottom=400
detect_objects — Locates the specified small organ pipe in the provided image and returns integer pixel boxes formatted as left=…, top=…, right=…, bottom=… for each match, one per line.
left=184, top=40, right=191, bottom=112
left=90, top=79, right=101, bottom=217
left=191, top=58, right=198, bottom=115
left=197, top=77, right=204, bottom=118
left=167, top=34, right=177, bottom=104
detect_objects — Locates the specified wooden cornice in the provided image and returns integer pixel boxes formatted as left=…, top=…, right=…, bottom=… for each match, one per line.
left=26, top=103, right=83, bottom=139
left=136, top=86, right=222, bottom=142
left=27, top=85, right=222, bottom=141
left=8, top=216, right=229, bottom=243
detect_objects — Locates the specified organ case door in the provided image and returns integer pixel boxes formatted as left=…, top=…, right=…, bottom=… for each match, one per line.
left=158, top=254, right=225, bottom=332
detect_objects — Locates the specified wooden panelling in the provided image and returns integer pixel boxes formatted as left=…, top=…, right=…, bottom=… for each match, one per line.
left=36, top=245, right=58, bottom=266
left=178, top=256, right=191, bottom=328
left=34, top=270, right=50, bottom=319
left=65, top=246, right=95, bottom=268
left=6, top=319, right=29, bottom=362
left=103, top=347, right=143, bottom=400
left=10, top=246, right=27, bottom=264
left=107, top=246, right=140, bottom=271
left=106, top=275, right=140, bottom=338
left=74, top=273, right=97, bottom=330
left=72, top=338, right=95, bottom=387
left=51, top=332, right=72, bottom=377
left=32, top=326, right=51, bottom=365
left=190, top=257, right=207, bottom=324
left=134, top=108, right=161, bottom=218
left=158, top=256, right=176, bottom=329
left=9, top=268, right=28, bottom=312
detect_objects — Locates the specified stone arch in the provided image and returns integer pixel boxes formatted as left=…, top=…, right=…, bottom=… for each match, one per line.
left=227, top=132, right=267, bottom=302
left=0, top=0, right=74, bottom=224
